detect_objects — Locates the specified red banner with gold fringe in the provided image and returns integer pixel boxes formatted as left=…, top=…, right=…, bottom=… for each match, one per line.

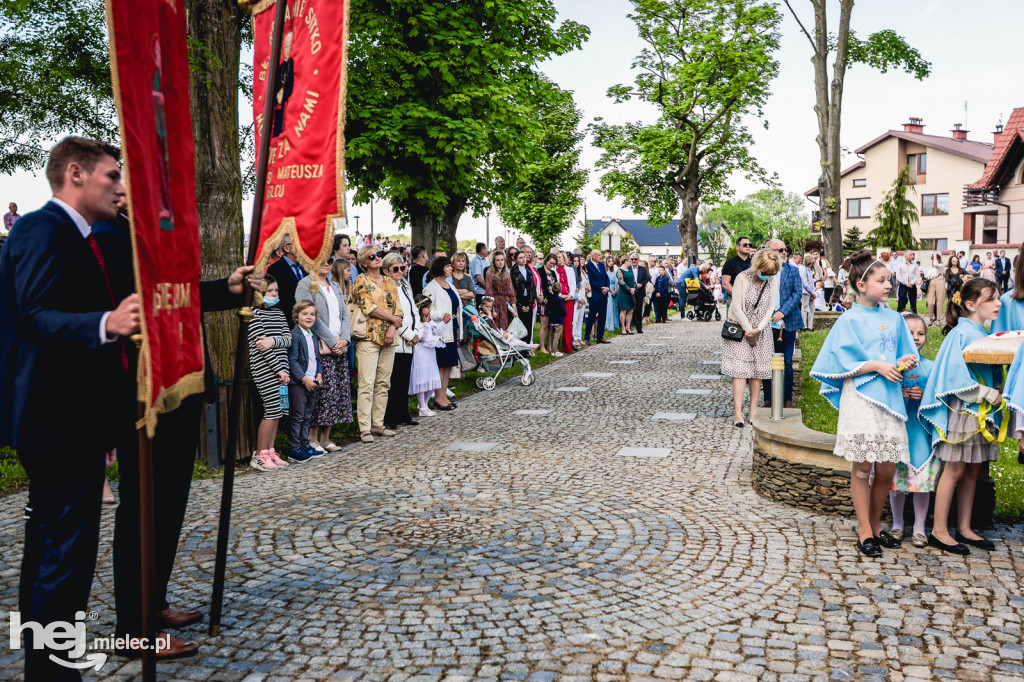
left=250, top=0, right=349, bottom=274
left=105, top=0, right=204, bottom=435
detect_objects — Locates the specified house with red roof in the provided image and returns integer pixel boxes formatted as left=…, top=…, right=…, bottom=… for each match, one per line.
left=806, top=117, right=994, bottom=254
left=964, top=107, right=1024, bottom=252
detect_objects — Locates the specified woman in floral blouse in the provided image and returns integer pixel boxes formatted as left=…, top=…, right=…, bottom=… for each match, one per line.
left=351, top=246, right=402, bottom=443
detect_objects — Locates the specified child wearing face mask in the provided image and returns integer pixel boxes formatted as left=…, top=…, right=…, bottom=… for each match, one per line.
left=247, top=275, right=292, bottom=471
left=810, top=250, right=919, bottom=558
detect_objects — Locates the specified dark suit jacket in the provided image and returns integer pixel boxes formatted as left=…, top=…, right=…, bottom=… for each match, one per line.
left=0, top=201, right=132, bottom=451
left=635, top=265, right=651, bottom=288
left=585, top=260, right=610, bottom=299
left=409, top=263, right=430, bottom=299
left=267, top=255, right=306, bottom=326
left=996, top=257, right=1011, bottom=279
left=510, top=264, right=537, bottom=309
left=288, top=326, right=322, bottom=384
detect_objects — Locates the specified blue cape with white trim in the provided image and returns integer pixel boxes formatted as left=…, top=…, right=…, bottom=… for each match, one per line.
left=918, top=317, right=1000, bottom=446
left=990, top=293, right=1024, bottom=333
left=903, top=356, right=934, bottom=472
left=1001, top=338, right=1024, bottom=435
left=809, top=304, right=916, bottom=420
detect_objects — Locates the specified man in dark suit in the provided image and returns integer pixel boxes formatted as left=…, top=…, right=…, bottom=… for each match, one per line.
left=266, top=232, right=306, bottom=325
left=996, top=249, right=1012, bottom=293
left=762, top=240, right=804, bottom=408
left=93, top=208, right=253, bottom=659
left=0, top=137, right=140, bottom=680
left=408, top=245, right=430, bottom=298
left=509, top=249, right=537, bottom=342
left=630, top=253, right=651, bottom=333
left=583, top=249, right=611, bottom=343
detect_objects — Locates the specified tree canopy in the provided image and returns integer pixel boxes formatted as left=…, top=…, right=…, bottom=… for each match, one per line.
left=496, top=76, right=587, bottom=255
left=345, top=0, right=589, bottom=252
left=868, top=165, right=919, bottom=251
left=702, top=188, right=809, bottom=250
left=590, top=0, right=781, bottom=256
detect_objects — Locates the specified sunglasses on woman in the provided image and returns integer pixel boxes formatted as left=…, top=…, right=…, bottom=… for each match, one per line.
left=390, top=265, right=407, bottom=273
left=367, top=253, right=382, bottom=261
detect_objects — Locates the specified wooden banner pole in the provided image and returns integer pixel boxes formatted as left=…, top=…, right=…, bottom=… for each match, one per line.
left=208, top=0, right=288, bottom=637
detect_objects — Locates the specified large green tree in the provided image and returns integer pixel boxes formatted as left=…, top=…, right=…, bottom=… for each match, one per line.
left=783, top=0, right=930, bottom=267
left=590, top=0, right=781, bottom=257
left=868, top=165, right=919, bottom=251
left=345, top=0, right=588, bottom=252
left=703, top=188, right=808, bottom=248
left=496, top=76, right=587, bottom=255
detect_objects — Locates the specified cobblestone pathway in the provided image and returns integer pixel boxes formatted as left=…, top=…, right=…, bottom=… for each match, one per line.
left=2, top=320, right=1024, bottom=681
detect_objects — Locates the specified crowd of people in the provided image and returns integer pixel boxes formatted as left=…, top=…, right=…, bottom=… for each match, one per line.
left=247, top=235, right=730, bottom=465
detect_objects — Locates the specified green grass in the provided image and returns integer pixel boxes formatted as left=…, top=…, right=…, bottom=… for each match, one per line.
left=800, top=325, right=1024, bottom=522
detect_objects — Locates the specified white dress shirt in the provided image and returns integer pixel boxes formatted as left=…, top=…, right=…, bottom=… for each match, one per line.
left=895, top=261, right=922, bottom=287
left=50, top=197, right=115, bottom=345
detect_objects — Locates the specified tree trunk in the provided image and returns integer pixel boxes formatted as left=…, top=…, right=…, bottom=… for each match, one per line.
left=410, top=198, right=466, bottom=254
left=186, top=0, right=253, bottom=457
left=672, top=172, right=700, bottom=257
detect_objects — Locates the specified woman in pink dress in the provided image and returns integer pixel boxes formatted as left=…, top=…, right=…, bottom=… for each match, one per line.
left=980, top=251, right=997, bottom=282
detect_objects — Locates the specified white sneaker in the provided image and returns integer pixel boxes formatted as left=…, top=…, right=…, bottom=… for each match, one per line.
left=419, top=408, right=437, bottom=417
left=446, top=389, right=456, bottom=399
left=322, top=440, right=341, bottom=452
left=551, top=351, right=563, bottom=357
left=249, top=450, right=277, bottom=471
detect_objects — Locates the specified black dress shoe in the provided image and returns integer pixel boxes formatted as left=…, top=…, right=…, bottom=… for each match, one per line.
left=856, top=537, right=882, bottom=557
left=384, top=423, right=399, bottom=431
left=435, top=403, right=455, bottom=411
left=400, top=419, right=420, bottom=426
left=877, top=530, right=902, bottom=548
left=636, top=329, right=644, bottom=334
left=927, top=533, right=970, bottom=555
left=957, top=533, right=995, bottom=551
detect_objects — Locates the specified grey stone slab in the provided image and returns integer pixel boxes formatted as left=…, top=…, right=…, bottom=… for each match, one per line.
left=653, top=411, right=697, bottom=421
left=582, top=372, right=615, bottom=378
left=644, top=343, right=668, bottom=347
left=677, top=388, right=713, bottom=396
left=512, top=409, right=553, bottom=416
left=609, top=360, right=637, bottom=364
left=615, top=447, right=671, bottom=458
left=445, top=441, right=500, bottom=452
left=690, top=373, right=726, bottom=380
left=556, top=386, right=589, bottom=392
left=630, top=350, right=653, bottom=355
left=702, top=360, right=721, bottom=366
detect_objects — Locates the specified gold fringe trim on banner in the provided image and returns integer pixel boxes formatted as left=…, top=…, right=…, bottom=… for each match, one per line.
left=963, top=351, right=1017, bottom=365
left=137, top=370, right=207, bottom=437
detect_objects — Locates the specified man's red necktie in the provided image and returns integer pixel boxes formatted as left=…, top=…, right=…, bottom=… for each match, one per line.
left=87, top=234, right=130, bottom=372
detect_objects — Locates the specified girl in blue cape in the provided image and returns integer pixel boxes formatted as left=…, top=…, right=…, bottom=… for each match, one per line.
left=810, top=250, right=918, bottom=558
left=919, top=277, right=1003, bottom=556
left=991, top=256, right=1024, bottom=333
left=887, top=314, right=938, bottom=548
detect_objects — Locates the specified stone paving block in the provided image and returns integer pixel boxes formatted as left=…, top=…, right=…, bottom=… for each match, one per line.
left=581, top=373, right=615, bottom=378
left=609, top=360, right=637, bottom=364
left=614, top=447, right=672, bottom=458
left=690, top=374, right=726, bottom=380
left=652, top=412, right=697, bottom=421
left=512, top=409, right=552, bottom=416
left=555, top=387, right=589, bottom=392
left=677, top=388, right=714, bottom=396
left=444, top=441, right=500, bottom=452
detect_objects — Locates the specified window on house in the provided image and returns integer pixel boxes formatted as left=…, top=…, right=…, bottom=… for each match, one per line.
left=847, top=198, right=871, bottom=218
left=922, top=193, right=949, bottom=216
left=852, top=179, right=866, bottom=187
left=907, top=153, right=927, bottom=182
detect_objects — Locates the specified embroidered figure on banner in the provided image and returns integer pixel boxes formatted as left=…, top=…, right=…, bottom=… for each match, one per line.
left=272, top=28, right=295, bottom=138
left=152, top=36, right=174, bottom=231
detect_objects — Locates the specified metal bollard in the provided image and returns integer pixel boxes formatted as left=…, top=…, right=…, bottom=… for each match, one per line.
left=770, top=353, right=785, bottom=420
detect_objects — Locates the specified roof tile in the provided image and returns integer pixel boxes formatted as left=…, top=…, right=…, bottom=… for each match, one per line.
left=970, top=107, right=1024, bottom=189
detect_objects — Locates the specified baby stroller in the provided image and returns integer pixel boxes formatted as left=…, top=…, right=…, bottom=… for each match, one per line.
left=469, top=305, right=535, bottom=390
left=683, top=277, right=721, bottom=322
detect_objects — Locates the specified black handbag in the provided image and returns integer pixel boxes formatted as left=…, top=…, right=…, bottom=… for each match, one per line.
left=721, top=276, right=768, bottom=342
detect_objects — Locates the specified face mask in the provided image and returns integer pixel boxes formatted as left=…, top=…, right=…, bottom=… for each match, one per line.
left=757, top=273, right=771, bottom=281
left=263, top=296, right=279, bottom=307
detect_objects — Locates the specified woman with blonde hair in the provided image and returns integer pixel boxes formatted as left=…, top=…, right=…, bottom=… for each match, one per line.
left=721, top=248, right=782, bottom=427
left=351, top=245, right=402, bottom=442
left=485, top=249, right=515, bottom=329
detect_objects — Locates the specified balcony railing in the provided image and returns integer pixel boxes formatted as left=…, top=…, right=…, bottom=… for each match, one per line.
left=963, top=185, right=1000, bottom=208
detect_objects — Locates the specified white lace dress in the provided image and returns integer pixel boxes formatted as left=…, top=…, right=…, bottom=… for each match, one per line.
left=834, top=379, right=910, bottom=464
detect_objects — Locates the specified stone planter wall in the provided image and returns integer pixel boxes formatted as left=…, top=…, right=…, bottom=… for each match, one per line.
left=750, top=408, right=854, bottom=516
left=812, top=311, right=841, bottom=331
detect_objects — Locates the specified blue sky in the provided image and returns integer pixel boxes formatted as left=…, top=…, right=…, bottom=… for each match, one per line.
left=3, top=1, right=1019, bottom=247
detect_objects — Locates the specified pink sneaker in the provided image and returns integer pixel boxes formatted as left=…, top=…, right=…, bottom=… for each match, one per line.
left=266, top=448, right=289, bottom=467
left=249, top=450, right=277, bottom=471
